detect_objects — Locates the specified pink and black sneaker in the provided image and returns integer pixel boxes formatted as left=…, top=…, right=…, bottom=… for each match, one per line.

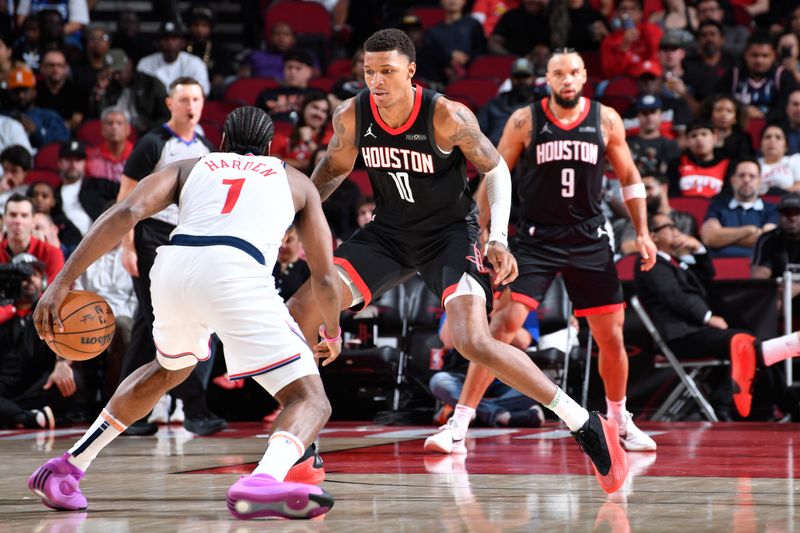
left=226, top=473, right=333, bottom=520
left=28, top=453, right=87, bottom=511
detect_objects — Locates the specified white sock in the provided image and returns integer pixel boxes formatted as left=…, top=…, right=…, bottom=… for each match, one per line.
left=762, top=332, right=800, bottom=367
left=451, top=404, right=474, bottom=441
left=67, top=409, right=127, bottom=472
left=252, top=430, right=304, bottom=481
left=545, top=387, right=589, bottom=432
left=605, top=396, right=627, bottom=424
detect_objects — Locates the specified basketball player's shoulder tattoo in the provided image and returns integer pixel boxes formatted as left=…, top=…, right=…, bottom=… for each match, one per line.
left=600, top=104, right=620, bottom=143
left=511, top=106, right=532, bottom=137
left=600, top=105, right=619, bottom=132
left=445, top=102, right=499, bottom=172
left=312, top=101, right=353, bottom=199
left=326, top=103, right=348, bottom=152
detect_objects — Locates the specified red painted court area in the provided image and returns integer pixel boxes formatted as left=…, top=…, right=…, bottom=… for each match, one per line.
left=182, top=421, right=800, bottom=479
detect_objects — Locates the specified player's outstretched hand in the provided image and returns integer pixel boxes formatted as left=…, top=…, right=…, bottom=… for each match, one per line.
left=33, top=283, right=69, bottom=342
left=486, top=241, right=518, bottom=286
left=637, top=233, right=658, bottom=271
left=314, top=326, right=343, bottom=367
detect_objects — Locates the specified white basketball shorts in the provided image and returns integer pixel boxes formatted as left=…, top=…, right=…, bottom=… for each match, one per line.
left=150, top=245, right=318, bottom=396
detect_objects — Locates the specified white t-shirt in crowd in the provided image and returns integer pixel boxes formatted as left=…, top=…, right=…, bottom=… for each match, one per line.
left=759, top=154, right=800, bottom=194
left=60, top=179, right=92, bottom=235
left=136, top=51, right=211, bottom=95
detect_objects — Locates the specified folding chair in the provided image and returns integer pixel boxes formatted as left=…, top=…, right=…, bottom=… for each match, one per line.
left=321, top=282, right=408, bottom=415
left=393, top=276, right=444, bottom=409
left=630, top=295, right=725, bottom=421
left=527, top=276, right=574, bottom=391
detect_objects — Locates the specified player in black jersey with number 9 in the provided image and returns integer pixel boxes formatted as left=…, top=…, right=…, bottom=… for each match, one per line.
left=287, top=32, right=630, bottom=494
left=428, top=49, right=659, bottom=456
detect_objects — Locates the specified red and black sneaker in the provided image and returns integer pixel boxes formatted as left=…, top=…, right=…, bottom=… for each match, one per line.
left=571, top=412, right=628, bottom=494
left=730, top=335, right=757, bottom=418
left=284, top=443, right=325, bottom=485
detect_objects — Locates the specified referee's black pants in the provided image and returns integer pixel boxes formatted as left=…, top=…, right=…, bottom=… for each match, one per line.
left=120, top=218, right=209, bottom=419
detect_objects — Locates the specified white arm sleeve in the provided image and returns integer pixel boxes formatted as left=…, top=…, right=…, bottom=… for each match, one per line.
left=485, top=157, right=511, bottom=248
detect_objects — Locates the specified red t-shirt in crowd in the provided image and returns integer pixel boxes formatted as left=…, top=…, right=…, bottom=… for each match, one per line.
left=676, top=154, right=730, bottom=198
left=0, top=236, right=65, bottom=282
left=85, top=141, right=134, bottom=183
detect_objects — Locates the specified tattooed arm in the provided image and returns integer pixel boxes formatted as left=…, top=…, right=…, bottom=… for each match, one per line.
left=436, top=98, right=518, bottom=284
left=602, top=103, right=656, bottom=270
left=496, top=106, right=532, bottom=171
left=435, top=98, right=500, bottom=172
left=310, top=97, right=359, bottom=201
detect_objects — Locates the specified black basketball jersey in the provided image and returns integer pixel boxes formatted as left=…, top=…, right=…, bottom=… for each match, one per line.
left=518, top=98, right=606, bottom=226
left=354, top=85, right=475, bottom=237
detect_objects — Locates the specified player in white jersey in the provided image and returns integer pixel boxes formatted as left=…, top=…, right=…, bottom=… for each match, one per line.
left=28, top=107, right=341, bottom=520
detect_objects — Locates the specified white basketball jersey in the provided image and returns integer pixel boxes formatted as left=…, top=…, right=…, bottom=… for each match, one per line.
left=172, top=153, right=295, bottom=268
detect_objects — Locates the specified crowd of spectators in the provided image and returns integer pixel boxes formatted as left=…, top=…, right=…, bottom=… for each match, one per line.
left=1, top=0, right=799, bottom=429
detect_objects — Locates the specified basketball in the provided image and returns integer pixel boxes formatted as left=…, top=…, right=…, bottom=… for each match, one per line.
left=44, top=290, right=116, bottom=361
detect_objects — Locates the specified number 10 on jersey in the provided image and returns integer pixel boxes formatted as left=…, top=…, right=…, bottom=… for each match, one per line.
left=388, top=171, right=415, bottom=203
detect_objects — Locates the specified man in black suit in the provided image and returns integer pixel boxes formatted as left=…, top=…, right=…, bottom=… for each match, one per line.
left=634, top=212, right=800, bottom=418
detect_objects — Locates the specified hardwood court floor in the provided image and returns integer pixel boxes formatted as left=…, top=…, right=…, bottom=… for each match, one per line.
left=1, top=421, right=798, bottom=532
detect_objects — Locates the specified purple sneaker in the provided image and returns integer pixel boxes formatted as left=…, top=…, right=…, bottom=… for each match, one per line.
left=226, top=474, right=333, bottom=519
left=28, top=453, right=87, bottom=511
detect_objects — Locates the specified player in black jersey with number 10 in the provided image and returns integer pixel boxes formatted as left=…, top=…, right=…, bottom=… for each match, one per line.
left=287, top=31, right=629, bottom=494
left=428, top=50, right=658, bottom=456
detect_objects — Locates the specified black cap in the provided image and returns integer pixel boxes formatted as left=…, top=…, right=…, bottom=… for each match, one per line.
left=59, top=140, right=86, bottom=159
left=399, top=14, right=422, bottom=30
left=11, top=253, right=46, bottom=276
left=779, top=193, right=800, bottom=213
left=282, top=48, right=314, bottom=68
left=159, top=19, right=184, bottom=37
left=187, top=6, right=214, bottom=24
left=635, top=94, right=662, bottom=112
left=660, top=30, right=689, bottom=50
left=511, top=58, right=534, bottom=77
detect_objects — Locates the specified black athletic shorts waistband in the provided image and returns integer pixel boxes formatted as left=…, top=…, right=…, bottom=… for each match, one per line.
left=169, top=234, right=265, bottom=265
left=519, top=213, right=606, bottom=234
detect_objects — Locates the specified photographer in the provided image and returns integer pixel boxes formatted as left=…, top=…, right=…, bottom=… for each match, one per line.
left=0, top=254, right=83, bottom=428
left=0, top=194, right=63, bottom=282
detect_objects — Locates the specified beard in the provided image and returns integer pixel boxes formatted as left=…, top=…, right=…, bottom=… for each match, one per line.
left=509, top=84, right=534, bottom=104
left=646, top=197, right=661, bottom=214
left=553, top=89, right=582, bottom=109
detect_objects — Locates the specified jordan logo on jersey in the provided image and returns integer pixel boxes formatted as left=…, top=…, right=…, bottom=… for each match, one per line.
left=364, top=123, right=377, bottom=139
left=536, top=140, right=599, bottom=165
left=361, top=146, right=435, bottom=174
left=539, top=122, right=553, bottom=135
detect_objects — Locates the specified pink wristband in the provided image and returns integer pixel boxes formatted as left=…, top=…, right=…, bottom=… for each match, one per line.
left=321, top=326, right=342, bottom=343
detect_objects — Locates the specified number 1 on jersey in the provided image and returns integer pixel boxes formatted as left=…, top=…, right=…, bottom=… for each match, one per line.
left=561, top=168, right=575, bottom=198
left=221, top=178, right=245, bottom=214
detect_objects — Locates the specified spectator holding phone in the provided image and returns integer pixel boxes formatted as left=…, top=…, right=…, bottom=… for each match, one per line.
left=778, top=32, right=800, bottom=86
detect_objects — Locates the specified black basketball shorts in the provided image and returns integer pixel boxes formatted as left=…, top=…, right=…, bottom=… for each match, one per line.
left=503, top=214, right=624, bottom=316
left=333, top=220, right=493, bottom=311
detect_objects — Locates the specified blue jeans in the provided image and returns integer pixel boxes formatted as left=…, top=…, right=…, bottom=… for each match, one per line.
left=429, top=371, right=536, bottom=426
